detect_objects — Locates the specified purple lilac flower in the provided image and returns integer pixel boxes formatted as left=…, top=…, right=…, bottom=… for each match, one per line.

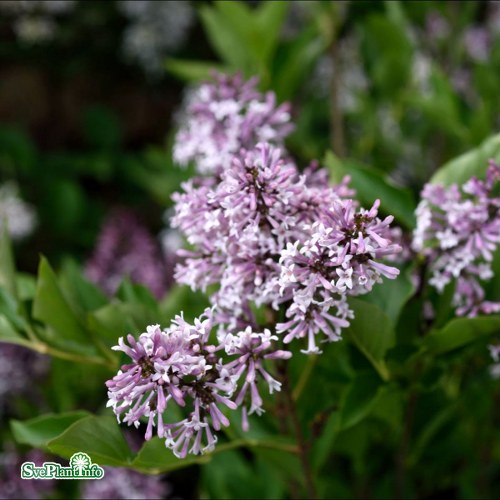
left=413, top=161, right=500, bottom=317
left=463, top=26, right=490, bottom=63
left=173, top=73, right=294, bottom=175
left=106, top=308, right=289, bottom=457
left=85, top=208, right=171, bottom=299
left=82, top=466, right=169, bottom=500
left=276, top=199, right=401, bottom=354
left=172, top=142, right=401, bottom=350
left=0, top=343, right=48, bottom=412
left=0, top=449, right=54, bottom=499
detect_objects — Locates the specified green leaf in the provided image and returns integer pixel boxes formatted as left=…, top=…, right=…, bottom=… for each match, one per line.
left=362, top=263, right=416, bottom=325
left=11, top=411, right=90, bottom=448
left=325, top=152, right=416, bottom=228
left=165, top=58, right=228, bottom=82
left=87, top=302, right=139, bottom=349
left=430, top=133, right=500, bottom=186
left=199, top=5, right=253, bottom=73
left=0, top=227, right=18, bottom=300
left=340, top=372, right=383, bottom=429
left=33, top=257, right=98, bottom=356
left=255, top=1, right=288, bottom=64
left=58, top=259, right=108, bottom=315
left=345, top=298, right=395, bottom=381
left=0, top=315, right=30, bottom=345
left=424, top=315, right=500, bottom=355
left=132, top=437, right=210, bottom=474
left=48, top=415, right=133, bottom=467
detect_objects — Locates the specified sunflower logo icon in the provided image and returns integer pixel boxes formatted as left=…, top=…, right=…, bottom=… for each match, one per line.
left=70, top=452, right=91, bottom=476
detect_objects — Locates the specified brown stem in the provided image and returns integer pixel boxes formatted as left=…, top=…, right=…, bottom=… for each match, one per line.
left=278, top=360, right=317, bottom=499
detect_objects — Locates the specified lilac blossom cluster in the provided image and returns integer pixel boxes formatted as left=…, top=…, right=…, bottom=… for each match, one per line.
left=173, top=73, right=293, bottom=175
left=172, top=141, right=401, bottom=353
left=107, top=73, right=403, bottom=457
left=86, top=208, right=172, bottom=299
left=0, top=449, right=54, bottom=499
left=82, top=466, right=169, bottom=500
left=106, top=309, right=290, bottom=457
left=413, top=161, right=500, bottom=317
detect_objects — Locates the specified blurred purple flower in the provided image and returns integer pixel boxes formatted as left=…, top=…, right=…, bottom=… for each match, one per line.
left=82, top=466, right=169, bottom=500
left=85, top=208, right=171, bottom=299
left=0, top=449, right=54, bottom=499
left=0, top=343, right=48, bottom=413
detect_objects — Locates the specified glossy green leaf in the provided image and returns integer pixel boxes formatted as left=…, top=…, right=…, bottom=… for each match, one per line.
left=11, top=411, right=90, bottom=448
left=424, top=315, right=500, bottom=355
left=431, top=133, right=500, bottom=186
left=48, top=415, right=133, bottom=467
left=345, top=298, right=395, bottom=381
left=33, top=257, right=98, bottom=356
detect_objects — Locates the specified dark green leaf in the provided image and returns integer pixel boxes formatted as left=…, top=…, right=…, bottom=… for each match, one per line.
left=48, top=415, right=133, bottom=467
left=11, top=411, right=90, bottom=448
left=362, top=263, right=416, bottom=325
left=345, top=298, right=395, bottom=381
left=424, top=315, right=500, bottom=355
left=33, top=257, right=98, bottom=356
left=431, top=133, right=500, bottom=186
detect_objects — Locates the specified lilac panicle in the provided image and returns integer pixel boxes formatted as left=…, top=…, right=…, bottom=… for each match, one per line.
left=86, top=207, right=171, bottom=299
left=172, top=142, right=402, bottom=352
left=413, top=161, right=500, bottom=317
left=82, top=466, right=169, bottom=500
left=173, top=73, right=293, bottom=175
left=106, top=308, right=289, bottom=457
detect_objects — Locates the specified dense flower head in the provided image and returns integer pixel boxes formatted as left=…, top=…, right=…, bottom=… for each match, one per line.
left=82, top=466, right=169, bottom=500
left=173, top=73, right=294, bottom=175
left=106, top=309, right=289, bottom=457
left=276, top=199, right=401, bottom=353
left=172, top=142, right=402, bottom=351
left=413, top=161, right=500, bottom=317
left=85, top=208, right=171, bottom=299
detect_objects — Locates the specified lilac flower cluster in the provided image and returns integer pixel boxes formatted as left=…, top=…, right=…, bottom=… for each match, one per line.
left=106, top=309, right=290, bottom=458
left=413, top=161, right=500, bottom=317
left=173, top=73, right=293, bottom=175
left=108, top=72, right=402, bottom=458
left=0, top=343, right=48, bottom=413
left=86, top=208, right=172, bottom=299
left=82, top=466, right=169, bottom=500
left=172, top=140, right=400, bottom=352
left=0, top=449, right=54, bottom=499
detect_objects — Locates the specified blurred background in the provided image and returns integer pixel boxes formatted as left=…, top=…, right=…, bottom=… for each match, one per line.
left=0, top=1, right=499, bottom=499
